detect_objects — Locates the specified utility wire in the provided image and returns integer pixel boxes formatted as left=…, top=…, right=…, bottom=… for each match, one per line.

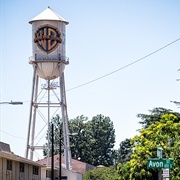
left=2, top=38, right=180, bottom=140
left=20, top=37, right=180, bottom=102
left=67, top=37, right=180, bottom=91
left=0, top=129, right=26, bottom=139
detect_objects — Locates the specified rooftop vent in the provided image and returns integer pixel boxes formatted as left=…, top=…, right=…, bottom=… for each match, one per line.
left=0, top=142, right=11, bottom=152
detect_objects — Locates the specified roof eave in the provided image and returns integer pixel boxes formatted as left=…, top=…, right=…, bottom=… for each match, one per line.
left=29, top=19, right=69, bottom=24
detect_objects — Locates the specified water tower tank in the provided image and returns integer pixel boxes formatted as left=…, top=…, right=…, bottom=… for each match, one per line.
left=29, top=7, right=69, bottom=80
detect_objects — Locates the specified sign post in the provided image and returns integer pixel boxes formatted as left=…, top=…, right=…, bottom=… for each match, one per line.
left=157, top=147, right=163, bottom=180
left=147, top=148, right=173, bottom=180
left=157, top=147, right=163, bottom=159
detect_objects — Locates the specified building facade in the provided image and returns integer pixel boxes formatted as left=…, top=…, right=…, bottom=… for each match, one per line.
left=0, top=142, right=43, bottom=180
left=37, top=154, right=96, bottom=180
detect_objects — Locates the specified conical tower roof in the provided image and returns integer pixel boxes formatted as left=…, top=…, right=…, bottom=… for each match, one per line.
left=29, top=6, right=69, bottom=24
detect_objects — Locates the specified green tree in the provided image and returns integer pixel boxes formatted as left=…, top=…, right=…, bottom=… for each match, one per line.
left=83, top=166, right=118, bottom=180
left=68, top=115, right=88, bottom=161
left=137, top=107, right=180, bottom=129
left=117, top=114, right=180, bottom=179
left=43, top=114, right=116, bottom=166
left=43, top=114, right=62, bottom=156
left=117, top=162, right=131, bottom=180
left=86, top=114, right=116, bottom=166
left=117, top=138, right=132, bottom=164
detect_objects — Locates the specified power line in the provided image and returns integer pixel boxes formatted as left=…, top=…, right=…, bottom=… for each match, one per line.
left=66, top=37, right=180, bottom=91
left=2, top=38, right=180, bottom=140
left=22, top=37, right=180, bottom=102
left=0, top=130, right=26, bottom=140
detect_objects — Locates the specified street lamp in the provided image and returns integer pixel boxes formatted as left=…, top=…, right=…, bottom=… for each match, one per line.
left=0, top=101, right=23, bottom=105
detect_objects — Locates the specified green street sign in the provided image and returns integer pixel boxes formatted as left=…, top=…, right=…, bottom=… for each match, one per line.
left=157, top=147, right=163, bottom=159
left=147, top=158, right=173, bottom=169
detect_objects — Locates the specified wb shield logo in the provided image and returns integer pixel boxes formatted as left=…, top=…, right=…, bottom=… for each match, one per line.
left=34, top=24, right=62, bottom=54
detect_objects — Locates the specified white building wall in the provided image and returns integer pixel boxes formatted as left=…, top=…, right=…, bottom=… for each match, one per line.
left=62, top=168, right=83, bottom=180
left=40, top=167, right=83, bottom=180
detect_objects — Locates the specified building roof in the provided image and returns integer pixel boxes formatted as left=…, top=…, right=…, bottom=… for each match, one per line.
left=29, top=6, right=69, bottom=24
left=37, top=154, right=95, bottom=174
left=0, top=150, right=44, bottom=167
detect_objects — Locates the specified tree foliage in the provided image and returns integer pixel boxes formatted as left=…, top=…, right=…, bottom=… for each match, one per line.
left=43, top=114, right=62, bottom=156
left=83, top=166, right=119, bottom=180
left=137, top=107, right=180, bottom=129
left=44, top=114, right=116, bottom=166
left=117, top=113, right=180, bottom=179
left=117, top=138, right=132, bottom=164
left=86, top=114, right=116, bottom=166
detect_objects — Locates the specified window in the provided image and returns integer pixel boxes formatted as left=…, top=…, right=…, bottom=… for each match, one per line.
left=20, top=163, right=25, bottom=172
left=46, top=170, right=51, bottom=178
left=33, top=166, right=39, bottom=175
left=7, top=160, right=12, bottom=170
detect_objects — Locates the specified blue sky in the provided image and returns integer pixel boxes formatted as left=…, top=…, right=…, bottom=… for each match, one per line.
left=0, top=0, right=180, bottom=160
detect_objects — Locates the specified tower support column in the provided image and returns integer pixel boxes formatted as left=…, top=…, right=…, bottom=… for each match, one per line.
left=59, top=67, right=71, bottom=170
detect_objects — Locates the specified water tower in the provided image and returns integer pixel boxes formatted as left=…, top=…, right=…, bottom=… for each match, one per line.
left=25, top=7, right=72, bottom=170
